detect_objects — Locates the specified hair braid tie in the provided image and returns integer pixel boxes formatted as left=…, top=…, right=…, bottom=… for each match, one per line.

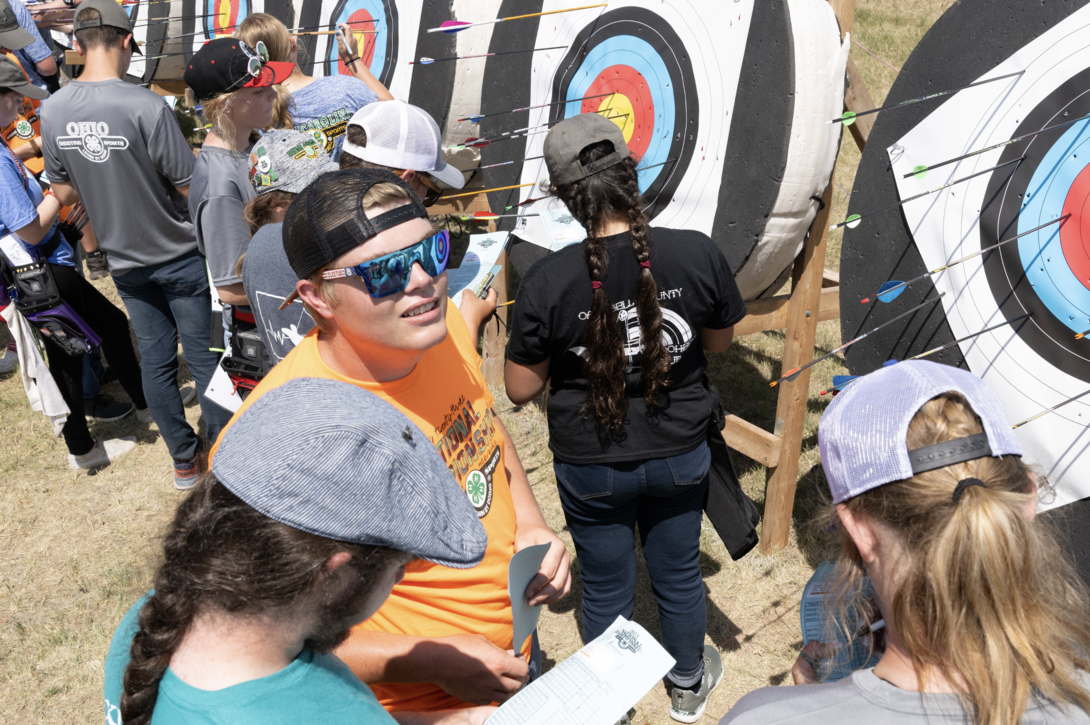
left=639, top=261, right=650, bottom=269
left=591, top=281, right=603, bottom=289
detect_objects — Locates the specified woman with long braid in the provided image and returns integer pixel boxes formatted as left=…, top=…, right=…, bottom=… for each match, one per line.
left=505, top=114, right=747, bottom=723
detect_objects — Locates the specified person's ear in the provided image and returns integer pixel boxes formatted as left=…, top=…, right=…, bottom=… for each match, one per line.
left=73, top=37, right=86, bottom=57
left=123, top=34, right=135, bottom=53
left=323, top=551, right=353, bottom=574
left=296, top=278, right=336, bottom=322
left=399, top=169, right=416, bottom=184
left=837, top=503, right=880, bottom=564
left=290, top=34, right=298, bottom=56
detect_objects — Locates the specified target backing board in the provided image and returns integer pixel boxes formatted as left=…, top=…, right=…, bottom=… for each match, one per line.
left=846, top=3, right=1090, bottom=511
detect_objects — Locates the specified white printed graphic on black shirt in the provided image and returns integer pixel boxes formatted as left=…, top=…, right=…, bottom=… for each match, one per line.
left=571, top=299, right=694, bottom=370
left=56, top=121, right=129, bottom=163
left=255, top=290, right=310, bottom=362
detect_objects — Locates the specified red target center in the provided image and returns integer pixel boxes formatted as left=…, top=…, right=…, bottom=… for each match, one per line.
left=1059, top=163, right=1090, bottom=291
left=213, top=0, right=238, bottom=36
left=581, top=64, right=652, bottom=161
left=337, top=9, right=376, bottom=76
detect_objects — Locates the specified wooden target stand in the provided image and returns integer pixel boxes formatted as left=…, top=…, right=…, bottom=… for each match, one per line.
left=729, top=0, right=872, bottom=553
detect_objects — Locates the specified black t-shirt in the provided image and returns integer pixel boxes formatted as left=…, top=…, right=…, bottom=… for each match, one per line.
left=507, top=228, right=747, bottom=464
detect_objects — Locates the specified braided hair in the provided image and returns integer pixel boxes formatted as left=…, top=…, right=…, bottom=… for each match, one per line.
left=120, top=475, right=401, bottom=725
left=553, top=141, right=670, bottom=431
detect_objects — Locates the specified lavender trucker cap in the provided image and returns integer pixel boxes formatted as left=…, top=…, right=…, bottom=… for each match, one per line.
left=212, top=377, right=487, bottom=569
left=818, top=360, right=1021, bottom=504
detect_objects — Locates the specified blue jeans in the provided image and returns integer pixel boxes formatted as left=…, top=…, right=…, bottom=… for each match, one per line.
left=112, top=251, right=231, bottom=462
left=554, top=443, right=711, bottom=684
left=82, top=347, right=105, bottom=399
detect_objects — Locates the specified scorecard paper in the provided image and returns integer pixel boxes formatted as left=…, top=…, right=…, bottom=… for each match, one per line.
left=487, top=617, right=674, bottom=725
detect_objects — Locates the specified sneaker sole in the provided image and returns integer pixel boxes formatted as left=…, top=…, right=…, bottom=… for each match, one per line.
left=669, top=664, right=724, bottom=724
left=85, top=409, right=134, bottom=423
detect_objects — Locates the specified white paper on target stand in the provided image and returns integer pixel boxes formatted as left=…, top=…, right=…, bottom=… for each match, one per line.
left=888, top=3, right=1090, bottom=509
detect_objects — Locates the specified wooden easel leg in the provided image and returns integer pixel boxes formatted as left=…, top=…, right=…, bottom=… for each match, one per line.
left=759, top=179, right=835, bottom=553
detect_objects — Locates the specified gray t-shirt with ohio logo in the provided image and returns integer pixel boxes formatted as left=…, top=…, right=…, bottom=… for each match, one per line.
left=40, top=79, right=197, bottom=275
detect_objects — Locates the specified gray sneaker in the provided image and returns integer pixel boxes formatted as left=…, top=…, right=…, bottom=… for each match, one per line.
left=669, top=645, right=723, bottom=723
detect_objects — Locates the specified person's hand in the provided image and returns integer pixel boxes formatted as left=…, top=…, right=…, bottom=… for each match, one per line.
left=336, top=23, right=360, bottom=60
left=791, top=641, right=833, bottom=685
left=392, top=706, right=498, bottom=725
left=515, top=523, right=571, bottom=606
left=430, top=633, right=529, bottom=705
left=458, top=287, right=498, bottom=340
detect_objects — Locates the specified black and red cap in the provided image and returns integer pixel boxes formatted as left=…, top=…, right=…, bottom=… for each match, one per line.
left=183, top=37, right=294, bottom=102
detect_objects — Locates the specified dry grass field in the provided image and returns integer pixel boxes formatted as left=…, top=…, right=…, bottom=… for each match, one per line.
left=0, top=1, right=953, bottom=721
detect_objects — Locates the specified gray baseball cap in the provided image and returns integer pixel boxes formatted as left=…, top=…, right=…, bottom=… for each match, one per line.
left=250, top=129, right=338, bottom=195
left=818, top=360, right=1022, bottom=504
left=74, top=0, right=142, bottom=55
left=0, top=56, right=47, bottom=100
left=543, top=113, right=630, bottom=187
left=0, top=0, right=35, bottom=51
left=212, top=377, right=488, bottom=569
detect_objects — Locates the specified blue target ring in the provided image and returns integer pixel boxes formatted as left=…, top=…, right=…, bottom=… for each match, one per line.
left=562, top=37, right=675, bottom=196
left=1018, top=119, right=1090, bottom=333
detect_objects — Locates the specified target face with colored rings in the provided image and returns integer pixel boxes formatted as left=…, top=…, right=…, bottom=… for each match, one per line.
left=205, top=0, right=250, bottom=38
left=548, top=7, right=698, bottom=220
left=324, top=0, right=397, bottom=86
left=979, top=65, right=1090, bottom=384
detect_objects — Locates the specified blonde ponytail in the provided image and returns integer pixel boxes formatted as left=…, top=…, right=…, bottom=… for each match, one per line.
left=825, top=393, right=1090, bottom=725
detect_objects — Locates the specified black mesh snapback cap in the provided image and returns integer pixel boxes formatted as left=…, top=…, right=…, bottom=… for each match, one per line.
left=282, top=168, right=428, bottom=281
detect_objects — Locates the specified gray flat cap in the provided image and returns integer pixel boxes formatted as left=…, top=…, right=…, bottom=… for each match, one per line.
left=212, top=377, right=488, bottom=569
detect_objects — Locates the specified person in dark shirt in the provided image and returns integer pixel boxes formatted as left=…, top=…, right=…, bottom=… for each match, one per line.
left=504, top=114, right=747, bottom=724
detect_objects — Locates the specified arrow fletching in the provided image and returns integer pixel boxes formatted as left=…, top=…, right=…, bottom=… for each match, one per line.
left=876, top=280, right=907, bottom=303
left=840, top=112, right=857, bottom=127
left=474, top=211, right=500, bottom=219
left=439, top=20, right=473, bottom=32
left=417, top=57, right=435, bottom=64
left=1077, top=331, right=1087, bottom=340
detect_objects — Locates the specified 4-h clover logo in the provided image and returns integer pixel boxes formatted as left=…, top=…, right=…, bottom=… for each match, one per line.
left=15, top=119, right=32, bottom=139
left=466, top=471, right=487, bottom=507
left=56, top=121, right=129, bottom=163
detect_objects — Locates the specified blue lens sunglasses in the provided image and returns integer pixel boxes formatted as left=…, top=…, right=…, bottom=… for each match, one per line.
left=321, top=230, right=451, bottom=298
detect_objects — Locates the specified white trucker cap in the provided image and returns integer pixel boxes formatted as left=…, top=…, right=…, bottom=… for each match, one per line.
left=343, top=101, right=465, bottom=189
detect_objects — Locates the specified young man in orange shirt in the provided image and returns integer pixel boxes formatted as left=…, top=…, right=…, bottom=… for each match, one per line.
left=212, top=168, right=571, bottom=712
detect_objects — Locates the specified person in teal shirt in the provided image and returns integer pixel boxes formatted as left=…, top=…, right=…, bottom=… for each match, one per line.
left=103, top=378, right=496, bottom=725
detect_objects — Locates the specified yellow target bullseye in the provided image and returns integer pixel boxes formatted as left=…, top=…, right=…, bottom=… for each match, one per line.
left=596, top=92, right=634, bottom=144
left=216, top=0, right=232, bottom=31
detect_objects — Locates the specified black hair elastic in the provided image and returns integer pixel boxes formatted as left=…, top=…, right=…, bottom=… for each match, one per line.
left=952, top=477, right=987, bottom=503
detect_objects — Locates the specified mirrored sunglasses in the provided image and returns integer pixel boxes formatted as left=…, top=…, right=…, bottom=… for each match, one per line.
left=321, top=230, right=450, bottom=299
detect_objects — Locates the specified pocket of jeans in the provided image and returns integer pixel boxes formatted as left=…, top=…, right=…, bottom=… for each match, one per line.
left=158, top=254, right=211, bottom=298
left=666, top=443, right=712, bottom=486
left=554, top=461, right=613, bottom=500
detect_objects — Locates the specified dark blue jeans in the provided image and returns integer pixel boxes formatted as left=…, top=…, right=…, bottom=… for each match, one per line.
left=554, top=442, right=711, bottom=684
left=112, top=251, right=231, bottom=462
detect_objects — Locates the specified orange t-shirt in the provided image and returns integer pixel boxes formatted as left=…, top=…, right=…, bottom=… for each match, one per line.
left=211, top=303, right=523, bottom=711
left=2, top=53, right=43, bottom=175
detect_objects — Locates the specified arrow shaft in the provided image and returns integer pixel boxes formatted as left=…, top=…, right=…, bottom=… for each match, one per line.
left=429, top=3, right=607, bottom=33
left=906, top=313, right=1032, bottom=361
left=904, top=113, right=1090, bottom=179
left=412, top=45, right=566, bottom=65
left=771, top=295, right=945, bottom=387
left=830, top=71, right=1023, bottom=124
left=833, top=157, right=1024, bottom=231
left=862, top=216, right=1067, bottom=303
left=458, top=92, right=616, bottom=123
left=1012, top=389, right=1090, bottom=428
left=442, top=182, right=536, bottom=200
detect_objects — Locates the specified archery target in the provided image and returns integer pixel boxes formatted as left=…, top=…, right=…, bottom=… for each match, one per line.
left=842, top=0, right=1090, bottom=513
left=204, top=0, right=250, bottom=38
left=317, top=0, right=396, bottom=82
left=475, top=0, right=845, bottom=300
left=543, top=6, right=700, bottom=221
